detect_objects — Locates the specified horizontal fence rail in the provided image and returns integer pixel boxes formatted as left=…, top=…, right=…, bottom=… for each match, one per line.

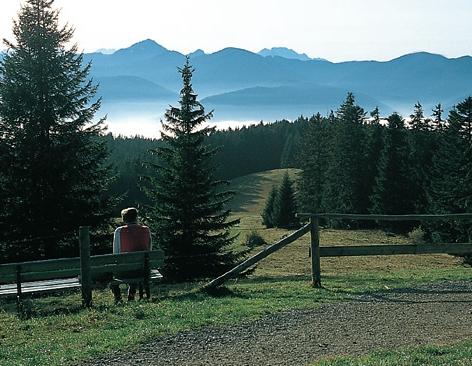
left=320, top=243, right=472, bottom=257
left=297, top=213, right=472, bottom=221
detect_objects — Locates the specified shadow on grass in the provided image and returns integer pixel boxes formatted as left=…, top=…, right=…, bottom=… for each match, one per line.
left=360, top=284, right=472, bottom=305
left=228, top=174, right=271, bottom=213
left=318, top=275, right=472, bottom=304
left=0, top=291, right=85, bottom=319
left=241, top=274, right=312, bottom=284
left=3, top=274, right=470, bottom=319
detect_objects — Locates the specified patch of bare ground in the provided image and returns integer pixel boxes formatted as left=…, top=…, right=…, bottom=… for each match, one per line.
left=81, top=280, right=472, bottom=366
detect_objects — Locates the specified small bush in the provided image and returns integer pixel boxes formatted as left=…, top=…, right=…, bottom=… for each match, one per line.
left=408, top=227, right=426, bottom=244
left=245, top=231, right=266, bottom=247
left=133, top=306, right=146, bottom=320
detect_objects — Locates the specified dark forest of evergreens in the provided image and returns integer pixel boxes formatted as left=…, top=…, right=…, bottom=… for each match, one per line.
left=105, top=118, right=307, bottom=210
left=106, top=93, right=472, bottom=244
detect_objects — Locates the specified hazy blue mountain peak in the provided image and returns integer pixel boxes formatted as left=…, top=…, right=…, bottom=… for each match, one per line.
left=115, top=39, right=169, bottom=57
left=258, top=47, right=311, bottom=61
left=188, top=49, right=206, bottom=58
left=390, top=51, right=448, bottom=63
left=213, top=47, right=260, bottom=57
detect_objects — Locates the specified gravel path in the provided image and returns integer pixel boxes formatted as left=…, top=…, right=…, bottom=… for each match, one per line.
left=83, top=281, right=472, bottom=366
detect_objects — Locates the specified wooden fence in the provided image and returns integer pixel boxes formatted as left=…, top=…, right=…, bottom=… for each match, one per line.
left=204, top=213, right=472, bottom=289
left=298, top=213, right=472, bottom=288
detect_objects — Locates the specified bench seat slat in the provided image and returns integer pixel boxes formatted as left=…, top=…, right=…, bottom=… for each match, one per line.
left=112, top=269, right=163, bottom=284
left=0, top=277, right=81, bottom=296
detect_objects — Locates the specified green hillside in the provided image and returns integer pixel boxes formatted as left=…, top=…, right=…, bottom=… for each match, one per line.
left=228, top=168, right=300, bottom=215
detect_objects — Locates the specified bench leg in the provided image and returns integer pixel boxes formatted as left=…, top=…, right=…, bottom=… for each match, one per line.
left=110, top=282, right=122, bottom=304
left=16, top=265, right=22, bottom=315
left=16, top=295, right=22, bottom=315
left=128, top=283, right=140, bottom=301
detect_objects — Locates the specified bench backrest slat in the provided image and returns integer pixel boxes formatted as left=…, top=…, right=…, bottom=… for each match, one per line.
left=20, top=269, right=83, bottom=282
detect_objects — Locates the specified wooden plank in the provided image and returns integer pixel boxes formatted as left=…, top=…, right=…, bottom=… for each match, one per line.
left=149, top=249, right=165, bottom=263
left=20, top=268, right=81, bottom=282
left=79, top=226, right=92, bottom=308
left=90, top=263, right=145, bottom=275
left=297, top=213, right=472, bottom=221
left=150, top=269, right=163, bottom=280
left=0, top=257, right=80, bottom=276
left=22, top=277, right=80, bottom=288
left=310, top=217, right=322, bottom=288
left=90, top=252, right=146, bottom=266
left=0, top=278, right=81, bottom=296
left=89, top=250, right=164, bottom=267
left=20, top=257, right=80, bottom=273
left=319, top=243, right=472, bottom=257
left=203, top=223, right=311, bottom=290
left=0, top=274, right=16, bottom=283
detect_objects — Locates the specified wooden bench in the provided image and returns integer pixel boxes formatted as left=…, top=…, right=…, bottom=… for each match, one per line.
left=0, top=227, right=164, bottom=312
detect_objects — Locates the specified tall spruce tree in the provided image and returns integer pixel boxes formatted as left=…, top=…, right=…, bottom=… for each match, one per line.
left=370, top=113, right=415, bottom=233
left=427, top=97, right=472, bottom=243
left=262, top=186, right=278, bottom=228
left=363, top=107, right=385, bottom=223
left=0, top=0, right=115, bottom=262
left=431, top=103, right=445, bottom=131
left=321, top=93, right=367, bottom=225
left=408, top=102, right=435, bottom=213
left=298, top=113, right=329, bottom=213
left=145, top=59, right=240, bottom=281
left=272, top=172, right=298, bottom=228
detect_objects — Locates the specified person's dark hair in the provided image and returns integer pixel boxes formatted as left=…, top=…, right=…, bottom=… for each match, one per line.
left=121, top=207, right=138, bottom=223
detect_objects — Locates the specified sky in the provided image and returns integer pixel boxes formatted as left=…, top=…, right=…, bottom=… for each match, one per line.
left=0, top=0, right=471, bottom=62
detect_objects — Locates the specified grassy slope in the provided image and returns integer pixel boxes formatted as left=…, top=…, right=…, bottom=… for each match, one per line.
left=0, top=168, right=470, bottom=366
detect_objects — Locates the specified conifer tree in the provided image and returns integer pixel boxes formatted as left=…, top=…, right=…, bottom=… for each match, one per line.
left=298, top=113, right=329, bottom=213
left=145, top=59, right=240, bottom=281
left=360, top=107, right=385, bottom=225
left=408, top=102, right=435, bottom=213
left=431, top=103, right=445, bottom=131
left=370, top=113, right=415, bottom=232
left=0, top=0, right=115, bottom=262
left=261, top=186, right=278, bottom=228
left=322, top=93, right=367, bottom=224
left=408, top=102, right=430, bottom=131
left=272, top=172, right=298, bottom=228
left=427, top=97, right=472, bottom=243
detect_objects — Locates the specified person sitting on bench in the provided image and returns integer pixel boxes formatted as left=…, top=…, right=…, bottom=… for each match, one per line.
left=110, top=207, right=152, bottom=303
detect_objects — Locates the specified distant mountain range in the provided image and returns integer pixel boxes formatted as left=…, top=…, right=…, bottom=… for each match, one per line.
left=257, top=47, right=312, bottom=61
left=3, top=40, right=472, bottom=121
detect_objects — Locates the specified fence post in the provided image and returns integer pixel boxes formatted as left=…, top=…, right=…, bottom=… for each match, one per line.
left=310, top=216, right=322, bottom=288
left=16, top=265, right=22, bottom=314
left=79, top=226, right=92, bottom=308
left=144, top=251, right=151, bottom=299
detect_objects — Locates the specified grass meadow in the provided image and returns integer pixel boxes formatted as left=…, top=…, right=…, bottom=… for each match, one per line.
left=0, top=169, right=471, bottom=366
